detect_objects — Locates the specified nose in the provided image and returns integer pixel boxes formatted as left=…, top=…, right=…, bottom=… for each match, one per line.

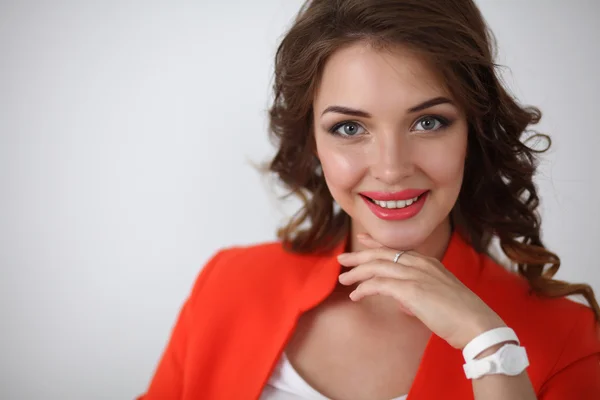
left=371, top=131, right=415, bottom=185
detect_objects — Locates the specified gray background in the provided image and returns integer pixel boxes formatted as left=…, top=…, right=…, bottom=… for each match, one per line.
left=1, top=1, right=599, bottom=399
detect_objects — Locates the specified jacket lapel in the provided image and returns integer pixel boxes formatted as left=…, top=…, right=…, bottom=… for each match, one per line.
left=406, top=334, right=473, bottom=399
left=226, top=248, right=344, bottom=399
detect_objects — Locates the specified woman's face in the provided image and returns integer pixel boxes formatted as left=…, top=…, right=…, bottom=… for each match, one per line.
left=313, top=41, right=468, bottom=251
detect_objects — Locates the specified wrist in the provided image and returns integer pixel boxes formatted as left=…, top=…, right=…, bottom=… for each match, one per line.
left=464, top=316, right=507, bottom=351
left=461, top=326, right=530, bottom=381
left=463, top=343, right=530, bottom=380
left=462, top=326, right=517, bottom=362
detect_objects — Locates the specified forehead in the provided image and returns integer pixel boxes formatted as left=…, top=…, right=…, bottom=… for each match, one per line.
left=314, top=41, right=451, bottom=112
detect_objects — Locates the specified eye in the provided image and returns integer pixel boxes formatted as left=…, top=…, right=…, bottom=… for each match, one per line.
left=412, top=116, right=449, bottom=132
left=329, top=121, right=366, bottom=137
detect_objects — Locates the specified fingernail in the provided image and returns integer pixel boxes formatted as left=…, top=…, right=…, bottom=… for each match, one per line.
left=337, top=253, right=349, bottom=260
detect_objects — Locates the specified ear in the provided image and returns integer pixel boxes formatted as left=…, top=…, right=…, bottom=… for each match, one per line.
left=308, top=129, right=321, bottom=170
left=313, top=155, right=322, bottom=177
left=309, top=136, right=318, bottom=157
left=311, top=142, right=320, bottom=165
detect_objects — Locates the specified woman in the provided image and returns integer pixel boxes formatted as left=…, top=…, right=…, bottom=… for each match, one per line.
left=138, top=0, right=600, bottom=399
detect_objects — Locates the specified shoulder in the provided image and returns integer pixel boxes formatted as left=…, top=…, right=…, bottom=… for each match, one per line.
left=199, top=240, right=323, bottom=281
left=476, top=253, right=597, bottom=330
left=475, top=254, right=600, bottom=389
left=186, top=241, right=324, bottom=308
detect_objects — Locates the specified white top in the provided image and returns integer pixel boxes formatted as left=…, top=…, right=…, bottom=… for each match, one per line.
left=260, top=352, right=408, bottom=400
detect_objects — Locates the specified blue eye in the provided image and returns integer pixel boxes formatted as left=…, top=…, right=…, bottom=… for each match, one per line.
left=412, top=116, right=448, bottom=131
left=329, top=121, right=366, bottom=137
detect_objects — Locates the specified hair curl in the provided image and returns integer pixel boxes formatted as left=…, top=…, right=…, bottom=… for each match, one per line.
left=266, top=0, right=599, bottom=320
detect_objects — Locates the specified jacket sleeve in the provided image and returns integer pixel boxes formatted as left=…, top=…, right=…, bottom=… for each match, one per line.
left=136, top=250, right=226, bottom=400
left=538, top=307, right=600, bottom=399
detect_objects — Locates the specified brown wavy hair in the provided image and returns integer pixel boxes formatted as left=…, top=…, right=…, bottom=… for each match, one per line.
left=266, top=0, right=599, bottom=320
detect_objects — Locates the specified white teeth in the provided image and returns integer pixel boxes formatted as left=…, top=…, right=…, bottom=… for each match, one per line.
left=373, top=195, right=420, bottom=209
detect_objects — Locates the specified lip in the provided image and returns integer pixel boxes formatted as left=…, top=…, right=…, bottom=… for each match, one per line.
left=361, top=191, right=429, bottom=221
left=359, top=189, right=429, bottom=201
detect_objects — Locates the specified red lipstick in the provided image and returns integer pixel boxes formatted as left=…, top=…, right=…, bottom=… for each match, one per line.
left=359, top=189, right=429, bottom=221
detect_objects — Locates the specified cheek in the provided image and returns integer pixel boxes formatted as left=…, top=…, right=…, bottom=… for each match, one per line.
left=416, top=132, right=467, bottom=190
left=316, top=137, right=366, bottom=197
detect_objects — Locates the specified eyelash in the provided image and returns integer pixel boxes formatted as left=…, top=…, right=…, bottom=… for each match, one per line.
left=327, top=115, right=452, bottom=138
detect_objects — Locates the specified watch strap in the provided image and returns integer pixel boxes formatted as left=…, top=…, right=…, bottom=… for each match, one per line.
left=462, top=327, right=519, bottom=362
left=463, top=343, right=529, bottom=379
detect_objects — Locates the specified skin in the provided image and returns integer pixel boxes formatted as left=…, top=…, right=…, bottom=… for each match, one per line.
left=284, top=41, right=537, bottom=399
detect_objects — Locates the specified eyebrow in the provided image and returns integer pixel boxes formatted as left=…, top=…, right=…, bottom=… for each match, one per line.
left=320, top=96, right=454, bottom=117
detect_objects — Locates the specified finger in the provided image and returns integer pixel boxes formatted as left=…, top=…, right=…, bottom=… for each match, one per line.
left=338, top=248, right=429, bottom=273
left=355, top=234, right=433, bottom=268
left=341, top=248, right=442, bottom=277
left=337, top=247, right=398, bottom=267
left=349, top=277, right=419, bottom=313
left=338, top=259, right=425, bottom=286
left=350, top=276, right=417, bottom=316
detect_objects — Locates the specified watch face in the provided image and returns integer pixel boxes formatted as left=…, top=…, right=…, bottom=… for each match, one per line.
left=500, top=345, right=528, bottom=375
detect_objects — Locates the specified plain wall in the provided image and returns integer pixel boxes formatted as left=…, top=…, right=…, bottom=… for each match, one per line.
left=1, top=1, right=599, bottom=398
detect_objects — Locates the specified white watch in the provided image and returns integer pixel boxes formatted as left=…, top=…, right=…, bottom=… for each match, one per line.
left=463, top=343, right=529, bottom=379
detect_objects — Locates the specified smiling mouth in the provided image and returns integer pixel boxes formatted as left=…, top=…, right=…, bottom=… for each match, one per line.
left=362, top=192, right=428, bottom=209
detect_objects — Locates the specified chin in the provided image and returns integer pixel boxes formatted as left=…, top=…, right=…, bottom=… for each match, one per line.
left=365, top=222, right=434, bottom=251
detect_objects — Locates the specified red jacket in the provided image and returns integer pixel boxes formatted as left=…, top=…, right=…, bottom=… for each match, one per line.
left=138, top=232, right=600, bottom=399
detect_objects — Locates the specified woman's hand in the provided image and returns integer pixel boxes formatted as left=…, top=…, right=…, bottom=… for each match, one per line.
left=337, top=233, right=506, bottom=350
